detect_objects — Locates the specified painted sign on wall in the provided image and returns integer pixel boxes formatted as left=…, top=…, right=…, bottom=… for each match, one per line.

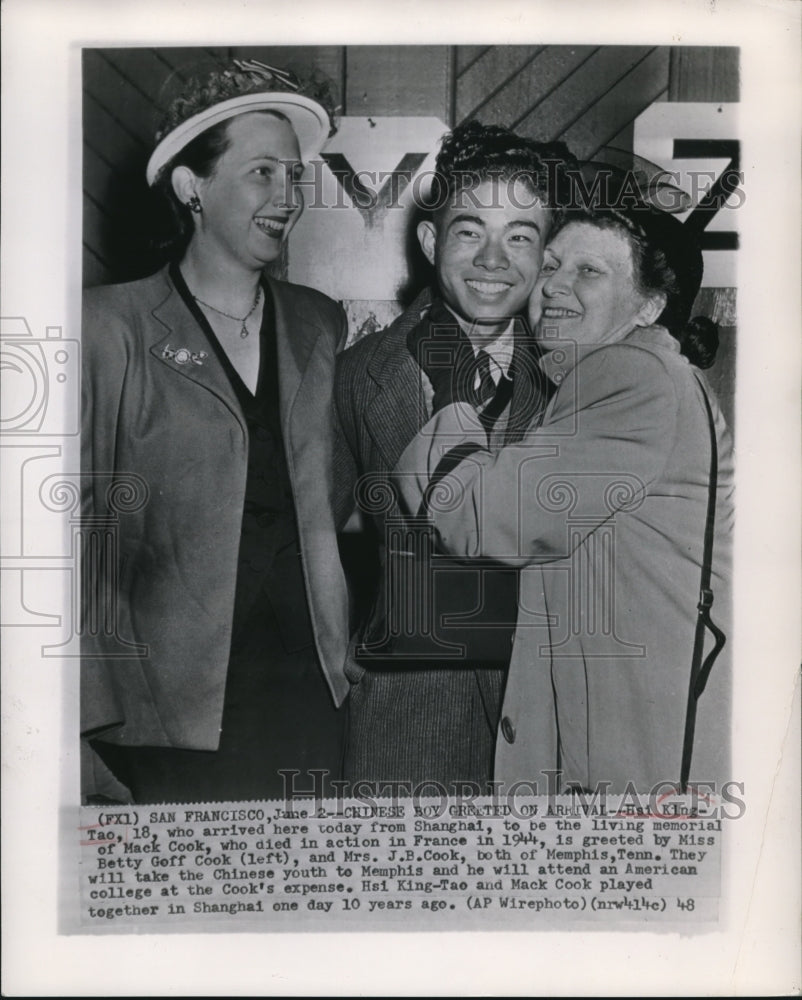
left=288, top=116, right=448, bottom=334
left=634, top=103, right=740, bottom=288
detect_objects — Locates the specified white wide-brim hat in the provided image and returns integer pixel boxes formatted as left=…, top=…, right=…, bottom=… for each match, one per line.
left=146, top=91, right=330, bottom=186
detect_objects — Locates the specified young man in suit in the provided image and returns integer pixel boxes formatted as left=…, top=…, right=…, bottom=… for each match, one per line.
left=335, top=121, right=575, bottom=795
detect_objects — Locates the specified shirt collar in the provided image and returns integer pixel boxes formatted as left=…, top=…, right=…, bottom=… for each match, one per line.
left=477, top=319, right=516, bottom=379
left=440, top=301, right=517, bottom=379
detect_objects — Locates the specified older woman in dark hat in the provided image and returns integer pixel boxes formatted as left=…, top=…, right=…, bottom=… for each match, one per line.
left=81, top=62, right=350, bottom=804
left=395, top=202, right=734, bottom=793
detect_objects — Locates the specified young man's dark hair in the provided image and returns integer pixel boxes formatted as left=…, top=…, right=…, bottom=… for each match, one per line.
left=424, top=119, right=576, bottom=224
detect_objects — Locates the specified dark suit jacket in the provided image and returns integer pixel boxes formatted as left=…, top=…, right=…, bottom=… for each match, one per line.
left=81, top=266, right=350, bottom=758
left=334, top=290, right=545, bottom=789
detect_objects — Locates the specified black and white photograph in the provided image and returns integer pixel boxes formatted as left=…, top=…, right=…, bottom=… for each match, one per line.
left=79, top=40, right=740, bottom=808
left=2, top=0, right=800, bottom=995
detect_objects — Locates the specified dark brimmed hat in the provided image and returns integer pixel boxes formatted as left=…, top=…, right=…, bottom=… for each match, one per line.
left=620, top=202, right=704, bottom=330
left=570, top=150, right=704, bottom=331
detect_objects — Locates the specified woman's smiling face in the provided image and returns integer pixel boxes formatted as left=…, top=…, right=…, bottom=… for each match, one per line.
left=532, top=221, right=659, bottom=348
left=192, top=111, right=304, bottom=270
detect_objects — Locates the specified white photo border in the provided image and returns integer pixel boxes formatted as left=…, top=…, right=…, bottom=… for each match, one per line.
left=2, top=0, right=800, bottom=995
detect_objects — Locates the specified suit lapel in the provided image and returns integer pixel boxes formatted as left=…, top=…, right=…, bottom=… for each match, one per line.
left=269, top=276, right=321, bottom=444
left=364, top=298, right=431, bottom=471
left=149, top=269, right=245, bottom=432
left=149, top=269, right=327, bottom=447
left=366, top=339, right=428, bottom=471
left=268, top=277, right=351, bottom=704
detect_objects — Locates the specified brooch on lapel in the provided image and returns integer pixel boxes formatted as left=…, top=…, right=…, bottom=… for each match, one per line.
left=162, top=344, right=207, bottom=366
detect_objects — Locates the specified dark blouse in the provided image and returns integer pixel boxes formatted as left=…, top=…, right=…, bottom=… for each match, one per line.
left=170, top=263, right=315, bottom=650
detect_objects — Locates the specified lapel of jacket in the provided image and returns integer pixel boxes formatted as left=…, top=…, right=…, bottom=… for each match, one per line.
left=148, top=268, right=246, bottom=434
left=268, top=276, right=322, bottom=447
left=267, top=276, right=351, bottom=705
left=364, top=291, right=432, bottom=471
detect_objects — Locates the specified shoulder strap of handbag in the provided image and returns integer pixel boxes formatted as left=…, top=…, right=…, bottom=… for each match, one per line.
left=680, top=374, right=727, bottom=790
left=418, top=443, right=484, bottom=518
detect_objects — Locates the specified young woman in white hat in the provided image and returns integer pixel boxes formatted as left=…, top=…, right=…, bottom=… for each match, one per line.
left=82, top=61, right=351, bottom=804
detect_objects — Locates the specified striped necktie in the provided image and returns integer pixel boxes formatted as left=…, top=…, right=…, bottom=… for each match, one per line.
left=474, top=349, right=497, bottom=407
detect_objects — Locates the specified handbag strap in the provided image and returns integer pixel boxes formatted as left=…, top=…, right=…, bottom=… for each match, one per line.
left=419, top=442, right=483, bottom=517
left=680, top=375, right=727, bottom=789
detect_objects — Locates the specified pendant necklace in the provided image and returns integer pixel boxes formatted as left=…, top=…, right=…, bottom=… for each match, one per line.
left=193, top=285, right=262, bottom=338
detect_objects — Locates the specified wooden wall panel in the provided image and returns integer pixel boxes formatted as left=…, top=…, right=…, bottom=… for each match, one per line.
left=558, top=47, right=670, bottom=159
left=82, top=47, right=233, bottom=285
left=455, top=46, right=545, bottom=122
left=98, top=47, right=187, bottom=103
left=345, top=46, right=450, bottom=117
left=462, top=46, right=598, bottom=133
left=82, top=243, right=108, bottom=290
left=455, top=46, right=490, bottom=75
left=82, top=196, right=110, bottom=268
left=514, top=47, right=656, bottom=142
left=669, top=46, right=740, bottom=101
left=83, top=50, right=156, bottom=143
left=83, top=90, right=148, bottom=166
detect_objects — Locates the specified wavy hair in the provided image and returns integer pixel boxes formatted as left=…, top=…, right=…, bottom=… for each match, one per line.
left=426, top=120, right=577, bottom=226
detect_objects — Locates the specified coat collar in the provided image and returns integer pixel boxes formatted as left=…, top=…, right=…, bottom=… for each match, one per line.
left=537, top=324, right=681, bottom=386
left=147, top=265, right=322, bottom=440
left=269, top=274, right=323, bottom=438
left=149, top=267, right=242, bottom=424
left=364, top=289, right=432, bottom=469
left=365, top=287, right=432, bottom=388
left=361, top=288, right=546, bottom=466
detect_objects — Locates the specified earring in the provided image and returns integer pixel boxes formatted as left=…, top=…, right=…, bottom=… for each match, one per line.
left=187, top=196, right=202, bottom=214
